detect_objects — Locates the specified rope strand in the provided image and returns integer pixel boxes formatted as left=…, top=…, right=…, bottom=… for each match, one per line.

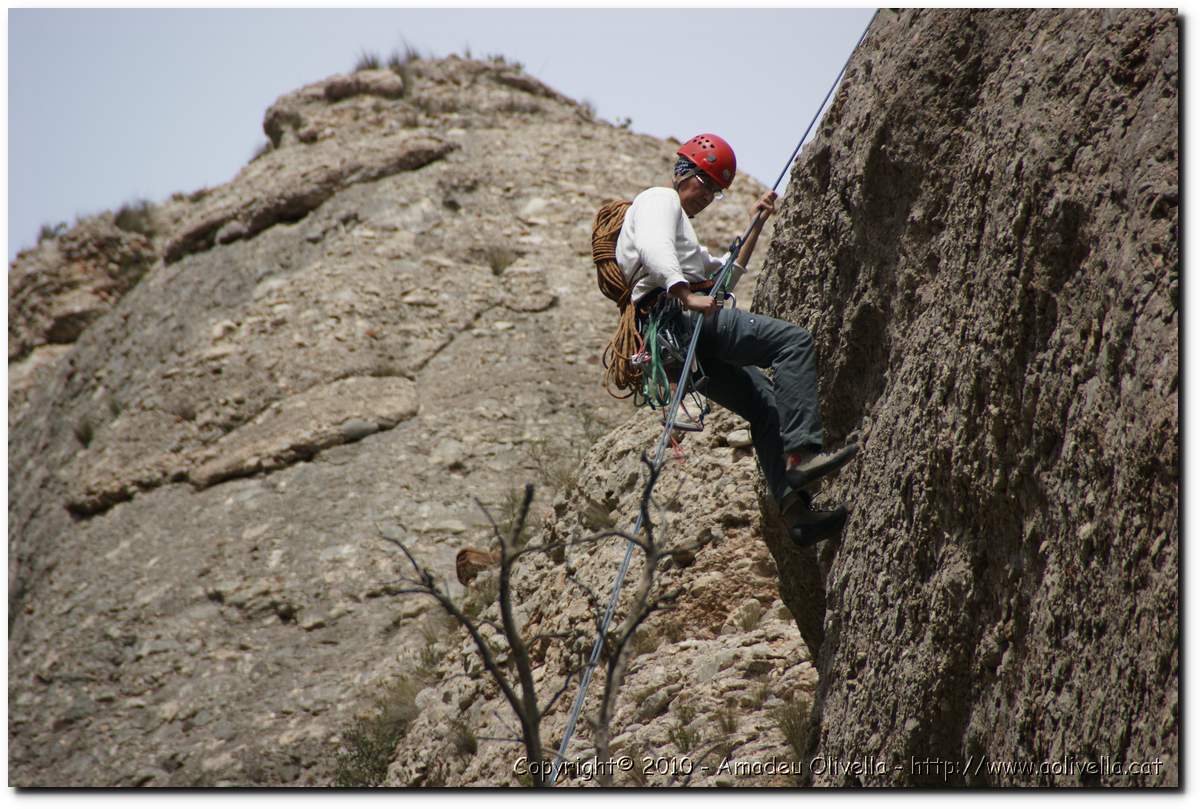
left=592, top=200, right=641, bottom=398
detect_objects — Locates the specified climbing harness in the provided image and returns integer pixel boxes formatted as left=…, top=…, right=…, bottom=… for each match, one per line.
left=551, top=10, right=880, bottom=785
left=634, top=295, right=711, bottom=425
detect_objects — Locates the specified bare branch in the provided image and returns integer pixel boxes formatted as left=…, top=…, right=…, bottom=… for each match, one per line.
left=510, top=527, right=652, bottom=563
left=372, top=454, right=674, bottom=789
left=587, top=454, right=669, bottom=784
left=474, top=496, right=504, bottom=542
left=564, top=571, right=605, bottom=637
left=493, top=484, right=547, bottom=781
left=541, top=666, right=578, bottom=718
left=476, top=734, right=525, bottom=746
left=487, top=706, right=522, bottom=744
left=375, top=527, right=432, bottom=585
left=375, top=528, right=527, bottom=735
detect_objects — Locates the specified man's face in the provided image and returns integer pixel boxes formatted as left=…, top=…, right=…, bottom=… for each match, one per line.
left=677, top=172, right=719, bottom=218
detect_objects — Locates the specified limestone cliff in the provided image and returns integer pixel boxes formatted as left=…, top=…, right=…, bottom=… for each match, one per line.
left=8, top=55, right=777, bottom=786
left=7, top=53, right=777, bottom=782
left=754, top=8, right=1178, bottom=786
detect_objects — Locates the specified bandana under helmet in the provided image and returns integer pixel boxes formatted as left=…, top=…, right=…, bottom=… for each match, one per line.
left=674, top=156, right=698, bottom=178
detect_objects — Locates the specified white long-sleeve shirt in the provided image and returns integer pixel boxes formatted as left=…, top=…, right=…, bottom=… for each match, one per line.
left=614, top=186, right=745, bottom=304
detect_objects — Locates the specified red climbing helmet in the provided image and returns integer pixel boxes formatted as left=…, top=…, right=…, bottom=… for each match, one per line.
left=677, top=133, right=737, bottom=189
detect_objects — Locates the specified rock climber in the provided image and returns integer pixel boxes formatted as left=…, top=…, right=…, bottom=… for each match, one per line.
left=613, top=133, right=857, bottom=545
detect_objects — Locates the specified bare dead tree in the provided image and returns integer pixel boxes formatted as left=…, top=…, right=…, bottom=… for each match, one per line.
left=377, top=453, right=678, bottom=788
left=587, top=457, right=682, bottom=786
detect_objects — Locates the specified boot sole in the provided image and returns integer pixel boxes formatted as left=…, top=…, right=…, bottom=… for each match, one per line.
left=785, top=444, right=858, bottom=490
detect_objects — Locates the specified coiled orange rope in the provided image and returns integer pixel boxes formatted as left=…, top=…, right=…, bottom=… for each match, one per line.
left=590, top=199, right=641, bottom=398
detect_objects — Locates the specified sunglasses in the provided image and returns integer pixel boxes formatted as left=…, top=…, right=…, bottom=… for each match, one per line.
left=692, top=172, right=724, bottom=200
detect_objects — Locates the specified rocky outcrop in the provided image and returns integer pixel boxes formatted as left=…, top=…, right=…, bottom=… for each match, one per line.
left=754, top=9, right=1178, bottom=786
left=63, top=375, right=420, bottom=516
left=7, top=56, right=773, bottom=786
left=8, top=218, right=158, bottom=415
left=384, top=409, right=820, bottom=787
left=162, top=134, right=458, bottom=263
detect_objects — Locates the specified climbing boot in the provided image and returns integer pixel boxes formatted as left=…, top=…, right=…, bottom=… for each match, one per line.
left=790, top=506, right=849, bottom=546
left=781, top=492, right=849, bottom=547
left=784, top=443, right=858, bottom=490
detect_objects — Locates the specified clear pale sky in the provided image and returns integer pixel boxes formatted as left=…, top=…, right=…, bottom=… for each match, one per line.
left=6, top=7, right=875, bottom=262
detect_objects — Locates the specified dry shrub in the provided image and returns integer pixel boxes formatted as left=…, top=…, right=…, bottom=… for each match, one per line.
left=332, top=677, right=421, bottom=787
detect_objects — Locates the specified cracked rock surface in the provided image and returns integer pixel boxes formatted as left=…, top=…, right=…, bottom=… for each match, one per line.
left=8, top=55, right=774, bottom=786
left=384, top=409, right=819, bottom=787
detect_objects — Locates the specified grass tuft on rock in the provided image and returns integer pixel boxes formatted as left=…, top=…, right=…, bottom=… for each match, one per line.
left=73, top=415, right=94, bottom=448
left=386, top=44, right=419, bottom=96
left=773, top=695, right=810, bottom=760
left=715, top=697, right=738, bottom=736
left=37, top=222, right=68, bottom=243
left=332, top=676, right=422, bottom=787
left=483, top=244, right=519, bottom=276
left=667, top=700, right=701, bottom=753
left=114, top=200, right=156, bottom=237
left=354, top=50, right=381, bottom=72
left=450, top=718, right=478, bottom=757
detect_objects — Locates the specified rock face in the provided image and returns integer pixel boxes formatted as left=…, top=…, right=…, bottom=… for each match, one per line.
left=384, top=409, right=819, bottom=787
left=11, top=10, right=1177, bottom=788
left=7, top=55, right=775, bottom=786
left=8, top=217, right=158, bottom=416
left=754, top=9, right=1178, bottom=786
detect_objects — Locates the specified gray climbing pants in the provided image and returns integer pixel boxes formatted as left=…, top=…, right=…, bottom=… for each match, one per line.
left=693, top=306, right=825, bottom=505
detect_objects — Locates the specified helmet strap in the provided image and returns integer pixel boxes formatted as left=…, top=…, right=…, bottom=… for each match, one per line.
left=672, top=170, right=698, bottom=191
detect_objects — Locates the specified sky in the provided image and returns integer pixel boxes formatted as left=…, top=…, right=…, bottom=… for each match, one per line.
left=5, top=6, right=876, bottom=262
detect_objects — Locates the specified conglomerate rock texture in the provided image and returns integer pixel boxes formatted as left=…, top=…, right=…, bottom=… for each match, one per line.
left=385, top=409, right=820, bottom=787
left=753, top=8, right=1178, bottom=786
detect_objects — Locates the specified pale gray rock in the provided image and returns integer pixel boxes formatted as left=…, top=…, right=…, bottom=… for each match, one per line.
left=189, top=376, right=418, bottom=489
left=338, top=418, right=379, bottom=442
left=725, top=429, right=753, bottom=449
left=214, top=220, right=250, bottom=245
left=163, top=135, right=458, bottom=263
left=323, top=69, right=406, bottom=102
left=9, top=53, right=777, bottom=788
